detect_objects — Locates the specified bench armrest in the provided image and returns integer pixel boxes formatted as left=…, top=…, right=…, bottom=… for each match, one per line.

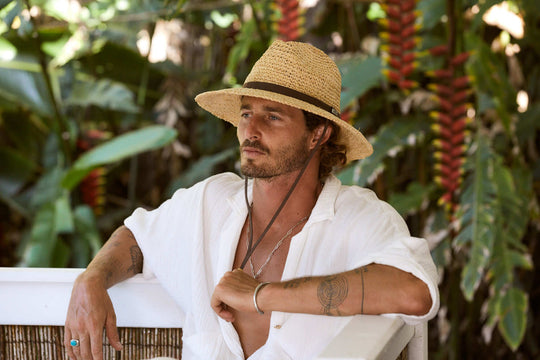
left=1, top=267, right=426, bottom=359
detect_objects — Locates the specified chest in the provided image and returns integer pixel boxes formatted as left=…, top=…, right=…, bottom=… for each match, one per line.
left=232, top=218, right=301, bottom=283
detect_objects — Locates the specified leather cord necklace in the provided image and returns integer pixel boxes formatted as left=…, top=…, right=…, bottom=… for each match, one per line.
left=240, top=120, right=329, bottom=271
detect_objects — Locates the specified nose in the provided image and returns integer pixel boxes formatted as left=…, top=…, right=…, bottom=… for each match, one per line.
left=239, top=115, right=261, bottom=141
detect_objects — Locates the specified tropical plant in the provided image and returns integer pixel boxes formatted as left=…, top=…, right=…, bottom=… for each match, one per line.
left=0, top=0, right=538, bottom=358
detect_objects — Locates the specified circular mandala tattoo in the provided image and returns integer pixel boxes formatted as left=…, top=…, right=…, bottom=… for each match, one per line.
left=317, top=275, right=348, bottom=315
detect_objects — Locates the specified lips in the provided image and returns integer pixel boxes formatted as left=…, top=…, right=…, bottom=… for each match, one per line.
left=240, top=140, right=269, bottom=156
left=241, top=147, right=267, bottom=160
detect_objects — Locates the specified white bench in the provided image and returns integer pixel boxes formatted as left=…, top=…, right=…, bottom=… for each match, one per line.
left=0, top=267, right=427, bottom=359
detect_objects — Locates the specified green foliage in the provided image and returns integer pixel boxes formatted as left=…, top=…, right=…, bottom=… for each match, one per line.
left=62, top=126, right=177, bottom=190
left=338, top=56, right=383, bottom=109
left=338, top=118, right=429, bottom=187
left=66, top=78, right=140, bottom=113
left=0, top=148, right=36, bottom=197
left=388, top=182, right=436, bottom=217
left=454, top=131, right=533, bottom=350
left=0, top=0, right=179, bottom=267
left=455, top=135, right=497, bottom=300
left=166, top=148, right=236, bottom=197
left=0, top=61, right=56, bottom=117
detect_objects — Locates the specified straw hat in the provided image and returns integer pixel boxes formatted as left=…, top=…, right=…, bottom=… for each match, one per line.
left=195, top=40, right=373, bottom=161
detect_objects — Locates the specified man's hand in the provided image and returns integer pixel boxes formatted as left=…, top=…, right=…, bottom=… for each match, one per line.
left=64, top=274, right=123, bottom=360
left=211, top=269, right=263, bottom=322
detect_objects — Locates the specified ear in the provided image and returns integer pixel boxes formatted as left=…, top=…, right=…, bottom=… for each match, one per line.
left=309, top=123, right=332, bottom=150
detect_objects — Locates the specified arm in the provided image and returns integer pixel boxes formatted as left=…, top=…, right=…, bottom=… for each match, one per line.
left=64, top=225, right=143, bottom=360
left=211, top=264, right=431, bottom=322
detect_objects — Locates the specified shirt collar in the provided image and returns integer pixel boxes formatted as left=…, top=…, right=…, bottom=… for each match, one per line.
left=227, top=174, right=341, bottom=223
left=309, top=174, right=340, bottom=223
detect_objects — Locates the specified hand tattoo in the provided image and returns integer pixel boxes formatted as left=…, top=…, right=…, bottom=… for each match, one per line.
left=317, top=275, right=348, bottom=316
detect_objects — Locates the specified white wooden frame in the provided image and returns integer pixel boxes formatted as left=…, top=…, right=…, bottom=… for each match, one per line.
left=0, top=267, right=427, bottom=360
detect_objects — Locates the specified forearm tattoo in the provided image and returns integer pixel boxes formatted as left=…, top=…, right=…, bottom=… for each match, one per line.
left=355, top=266, right=368, bottom=314
left=127, top=245, right=143, bottom=275
left=283, top=277, right=312, bottom=289
left=317, top=275, right=348, bottom=316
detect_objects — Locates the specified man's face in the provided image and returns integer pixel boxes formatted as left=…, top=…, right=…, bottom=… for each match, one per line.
left=237, top=97, right=312, bottom=179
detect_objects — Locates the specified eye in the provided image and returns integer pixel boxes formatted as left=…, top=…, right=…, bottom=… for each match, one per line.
left=268, top=114, right=281, bottom=121
left=241, top=111, right=251, bottom=119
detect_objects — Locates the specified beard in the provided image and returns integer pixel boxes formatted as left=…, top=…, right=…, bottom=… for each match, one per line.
left=240, top=134, right=311, bottom=179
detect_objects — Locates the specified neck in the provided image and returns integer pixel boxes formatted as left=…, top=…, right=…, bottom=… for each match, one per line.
left=250, top=164, right=322, bottom=224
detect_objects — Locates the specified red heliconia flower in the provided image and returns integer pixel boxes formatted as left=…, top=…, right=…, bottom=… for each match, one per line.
left=383, top=69, right=402, bottom=83
left=428, top=45, right=473, bottom=216
left=451, top=118, right=470, bottom=132
left=379, top=18, right=401, bottom=32
left=80, top=168, right=107, bottom=216
left=386, top=46, right=402, bottom=57
left=401, top=12, right=419, bottom=26
left=380, top=0, right=421, bottom=91
left=429, top=44, right=449, bottom=56
left=77, top=129, right=109, bottom=215
left=427, top=69, right=454, bottom=78
left=428, top=84, right=452, bottom=97
left=400, top=24, right=419, bottom=38
left=434, top=96, right=453, bottom=111
left=275, top=0, right=304, bottom=41
left=401, top=52, right=416, bottom=63
left=401, top=38, right=419, bottom=51
left=452, top=75, right=474, bottom=89
left=450, top=132, right=466, bottom=145
left=388, top=57, right=402, bottom=70
left=398, top=79, right=418, bottom=89
left=430, top=111, right=453, bottom=126
left=400, top=0, right=416, bottom=13
left=400, top=62, right=417, bottom=77
left=380, top=32, right=402, bottom=46
left=451, top=89, right=471, bottom=103
left=450, top=51, right=471, bottom=66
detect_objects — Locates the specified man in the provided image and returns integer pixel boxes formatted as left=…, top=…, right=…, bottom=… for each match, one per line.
left=65, top=40, right=439, bottom=360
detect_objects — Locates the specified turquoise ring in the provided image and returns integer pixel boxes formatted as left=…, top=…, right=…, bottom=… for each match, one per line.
left=70, top=339, right=80, bottom=347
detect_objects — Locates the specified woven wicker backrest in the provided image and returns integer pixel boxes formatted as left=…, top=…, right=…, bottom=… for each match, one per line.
left=0, top=325, right=182, bottom=360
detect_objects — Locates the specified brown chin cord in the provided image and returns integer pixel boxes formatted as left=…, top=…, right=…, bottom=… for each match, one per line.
left=240, top=120, right=329, bottom=270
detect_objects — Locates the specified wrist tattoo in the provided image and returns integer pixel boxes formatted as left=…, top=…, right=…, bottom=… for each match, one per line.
left=317, top=275, right=348, bottom=316
left=127, top=245, right=143, bottom=275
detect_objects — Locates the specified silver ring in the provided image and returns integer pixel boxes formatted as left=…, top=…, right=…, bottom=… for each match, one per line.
left=70, top=339, right=80, bottom=347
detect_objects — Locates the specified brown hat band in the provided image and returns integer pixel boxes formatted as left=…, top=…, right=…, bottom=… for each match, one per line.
left=243, top=81, right=340, bottom=117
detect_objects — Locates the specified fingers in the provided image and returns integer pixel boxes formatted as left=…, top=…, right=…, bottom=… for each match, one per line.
left=211, top=269, right=262, bottom=317
left=64, top=327, right=76, bottom=360
left=210, top=289, right=236, bottom=322
left=89, top=329, right=104, bottom=360
left=79, top=334, right=94, bottom=360
left=64, top=331, right=87, bottom=360
left=105, top=312, right=123, bottom=351
left=212, top=300, right=236, bottom=322
left=65, top=276, right=121, bottom=359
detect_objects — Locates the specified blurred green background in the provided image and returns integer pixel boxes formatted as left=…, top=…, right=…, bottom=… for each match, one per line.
left=0, top=0, right=538, bottom=358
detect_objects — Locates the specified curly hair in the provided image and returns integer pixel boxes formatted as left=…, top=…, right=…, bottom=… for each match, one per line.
left=303, top=111, right=347, bottom=180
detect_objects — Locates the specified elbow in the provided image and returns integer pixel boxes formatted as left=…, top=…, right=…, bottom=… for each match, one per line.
left=402, top=279, right=432, bottom=316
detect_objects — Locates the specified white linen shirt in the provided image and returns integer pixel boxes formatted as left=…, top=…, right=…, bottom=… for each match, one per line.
left=124, top=172, right=440, bottom=360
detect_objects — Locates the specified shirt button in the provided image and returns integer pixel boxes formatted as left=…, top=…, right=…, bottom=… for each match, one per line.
left=274, top=325, right=282, bottom=329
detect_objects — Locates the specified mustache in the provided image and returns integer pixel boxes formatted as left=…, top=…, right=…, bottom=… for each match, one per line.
left=240, top=140, right=270, bottom=154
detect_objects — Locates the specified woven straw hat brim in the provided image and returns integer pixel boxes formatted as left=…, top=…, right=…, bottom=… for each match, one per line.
left=195, top=87, right=373, bottom=162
